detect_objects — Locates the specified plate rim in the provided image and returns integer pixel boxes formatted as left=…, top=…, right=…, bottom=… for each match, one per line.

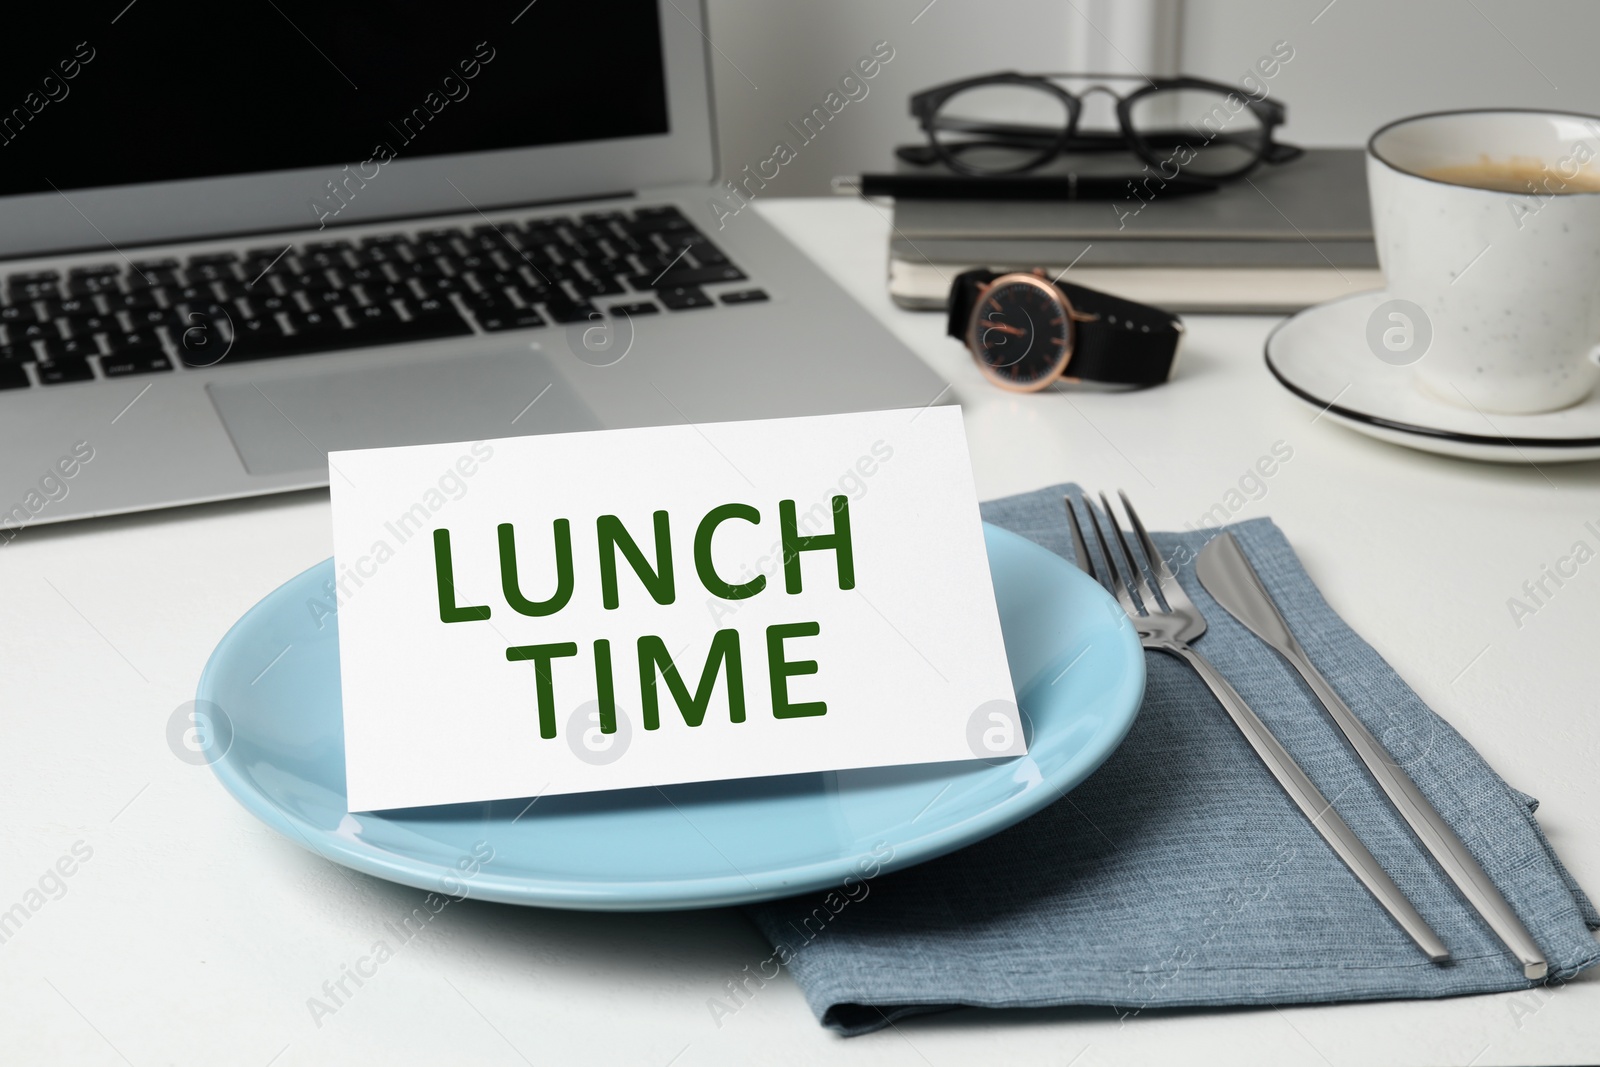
left=197, top=523, right=1147, bottom=910
left=1264, top=290, right=1600, bottom=450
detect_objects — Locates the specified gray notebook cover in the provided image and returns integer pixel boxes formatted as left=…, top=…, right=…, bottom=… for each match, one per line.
left=889, top=148, right=1376, bottom=266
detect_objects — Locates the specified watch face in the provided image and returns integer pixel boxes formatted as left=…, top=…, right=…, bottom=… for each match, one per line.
left=967, top=275, right=1073, bottom=391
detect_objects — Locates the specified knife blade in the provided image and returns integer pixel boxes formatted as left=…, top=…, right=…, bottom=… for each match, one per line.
left=1196, top=531, right=1547, bottom=980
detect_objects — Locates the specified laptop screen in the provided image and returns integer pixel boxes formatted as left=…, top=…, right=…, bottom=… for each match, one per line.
left=0, top=3, right=671, bottom=198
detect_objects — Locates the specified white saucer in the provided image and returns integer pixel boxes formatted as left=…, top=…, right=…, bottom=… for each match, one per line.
left=1265, top=290, right=1600, bottom=463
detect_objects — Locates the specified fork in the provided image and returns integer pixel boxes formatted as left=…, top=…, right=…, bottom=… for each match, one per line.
left=1064, top=490, right=1450, bottom=964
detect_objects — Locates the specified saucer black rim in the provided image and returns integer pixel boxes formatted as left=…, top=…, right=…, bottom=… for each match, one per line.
left=1262, top=299, right=1600, bottom=450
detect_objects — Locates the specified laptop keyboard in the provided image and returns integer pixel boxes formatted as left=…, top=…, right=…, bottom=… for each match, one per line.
left=0, top=204, right=769, bottom=390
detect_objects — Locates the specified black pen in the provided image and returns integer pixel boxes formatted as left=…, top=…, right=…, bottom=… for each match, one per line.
left=834, top=172, right=1218, bottom=201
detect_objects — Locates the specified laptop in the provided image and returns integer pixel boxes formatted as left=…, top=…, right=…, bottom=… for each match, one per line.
left=0, top=3, right=946, bottom=533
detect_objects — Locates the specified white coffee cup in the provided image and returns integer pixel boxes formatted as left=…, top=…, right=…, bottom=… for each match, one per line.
left=1367, top=109, right=1600, bottom=414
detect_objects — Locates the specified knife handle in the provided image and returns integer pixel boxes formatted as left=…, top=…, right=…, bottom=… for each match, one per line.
left=1291, top=658, right=1548, bottom=980
left=1170, top=644, right=1451, bottom=963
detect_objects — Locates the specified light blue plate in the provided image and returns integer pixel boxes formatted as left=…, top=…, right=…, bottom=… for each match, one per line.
left=197, top=523, right=1145, bottom=910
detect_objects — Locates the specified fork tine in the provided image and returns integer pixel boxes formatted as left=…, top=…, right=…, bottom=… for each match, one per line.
left=1082, top=495, right=1141, bottom=616
left=1118, top=489, right=1191, bottom=608
left=1107, top=489, right=1171, bottom=614
left=1098, top=491, right=1160, bottom=611
left=1062, top=495, right=1096, bottom=579
left=1119, top=490, right=1170, bottom=580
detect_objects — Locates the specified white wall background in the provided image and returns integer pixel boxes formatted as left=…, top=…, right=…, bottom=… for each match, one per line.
left=702, top=0, right=1600, bottom=195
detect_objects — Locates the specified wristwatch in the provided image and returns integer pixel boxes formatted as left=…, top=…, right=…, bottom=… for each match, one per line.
left=946, top=269, right=1183, bottom=392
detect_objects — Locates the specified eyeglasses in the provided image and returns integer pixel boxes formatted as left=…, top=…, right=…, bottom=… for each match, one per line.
left=902, top=71, right=1303, bottom=181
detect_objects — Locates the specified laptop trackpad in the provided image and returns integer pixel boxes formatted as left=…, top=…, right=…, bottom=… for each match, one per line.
left=207, top=349, right=597, bottom=476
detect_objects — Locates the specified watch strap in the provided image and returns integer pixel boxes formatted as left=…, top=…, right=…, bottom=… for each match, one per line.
left=948, top=269, right=1182, bottom=387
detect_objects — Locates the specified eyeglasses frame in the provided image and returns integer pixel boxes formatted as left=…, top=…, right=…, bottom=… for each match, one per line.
left=908, top=71, right=1299, bottom=178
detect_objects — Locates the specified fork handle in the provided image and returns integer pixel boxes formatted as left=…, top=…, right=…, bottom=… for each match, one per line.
left=1168, top=644, right=1451, bottom=963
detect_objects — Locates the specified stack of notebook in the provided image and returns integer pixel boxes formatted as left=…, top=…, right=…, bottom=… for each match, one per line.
left=886, top=148, right=1381, bottom=314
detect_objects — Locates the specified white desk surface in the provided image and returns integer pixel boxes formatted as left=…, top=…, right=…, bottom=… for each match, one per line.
left=2, top=197, right=1596, bottom=1066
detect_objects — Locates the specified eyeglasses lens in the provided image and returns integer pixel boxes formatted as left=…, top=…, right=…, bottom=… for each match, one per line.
left=1125, top=87, right=1268, bottom=177
left=930, top=84, right=1071, bottom=174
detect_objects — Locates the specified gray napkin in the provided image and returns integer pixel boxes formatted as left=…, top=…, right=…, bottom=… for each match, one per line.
left=745, top=484, right=1600, bottom=1035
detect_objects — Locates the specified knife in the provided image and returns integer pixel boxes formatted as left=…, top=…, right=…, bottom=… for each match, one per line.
left=1196, top=531, right=1548, bottom=980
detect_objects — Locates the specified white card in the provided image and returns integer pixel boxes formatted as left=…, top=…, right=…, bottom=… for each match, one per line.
left=329, top=406, right=1019, bottom=811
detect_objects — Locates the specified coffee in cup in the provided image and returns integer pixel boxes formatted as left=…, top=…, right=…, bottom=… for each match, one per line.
left=1367, top=110, right=1600, bottom=414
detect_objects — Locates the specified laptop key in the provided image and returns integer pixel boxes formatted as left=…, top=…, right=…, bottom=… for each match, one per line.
left=108, top=290, right=163, bottom=312
left=348, top=303, right=404, bottom=332
left=43, top=297, right=98, bottom=319
left=624, top=214, right=692, bottom=236
left=572, top=273, right=626, bottom=297
left=464, top=289, right=513, bottom=310
left=361, top=281, right=410, bottom=303
left=468, top=229, right=518, bottom=253
left=106, top=329, right=164, bottom=354
left=66, top=275, right=123, bottom=296
left=126, top=268, right=180, bottom=290
left=175, top=310, right=229, bottom=363
left=186, top=262, right=239, bottom=283
left=344, top=302, right=465, bottom=345
left=0, top=362, right=28, bottom=389
left=133, top=307, right=181, bottom=329
left=286, top=309, right=344, bottom=340
left=307, top=288, right=350, bottom=309
left=350, top=245, right=398, bottom=266
left=9, top=280, right=59, bottom=301
left=250, top=293, right=294, bottom=316
left=506, top=283, right=550, bottom=308
left=41, top=337, right=100, bottom=361
left=222, top=316, right=327, bottom=362
left=411, top=238, right=456, bottom=260
left=102, top=348, right=172, bottom=377
left=409, top=297, right=453, bottom=317
left=169, top=283, right=213, bottom=305
left=656, top=286, right=713, bottom=311
left=399, top=258, right=450, bottom=279
left=37, top=360, right=96, bottom=385
left=589, top=256, right=631, bottom=278
left=689, top=243, right=730, bottom=266
left=299, top=250, right=347, bottom=270
left=610, top=301, right=659, bottom=316
left=531, top=215, right=576, bottom=231
left=409, top=275, right=466, bottom=298
left=337, top=298, right=473, bottom=340
left=628, top=265, right=746, bottom=290
left=477, top=309, right=547, bottom=332
left=243, top=249, right=294, bottom=275
left=400, top=309, right=474, bottom=340
left=63, top=313, right=116, bottom=336
left=540, top=296, right=599, bottom=324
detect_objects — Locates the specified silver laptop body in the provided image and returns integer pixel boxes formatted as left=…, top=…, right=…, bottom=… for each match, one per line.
left=0, top=3, right=945, bottom=532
